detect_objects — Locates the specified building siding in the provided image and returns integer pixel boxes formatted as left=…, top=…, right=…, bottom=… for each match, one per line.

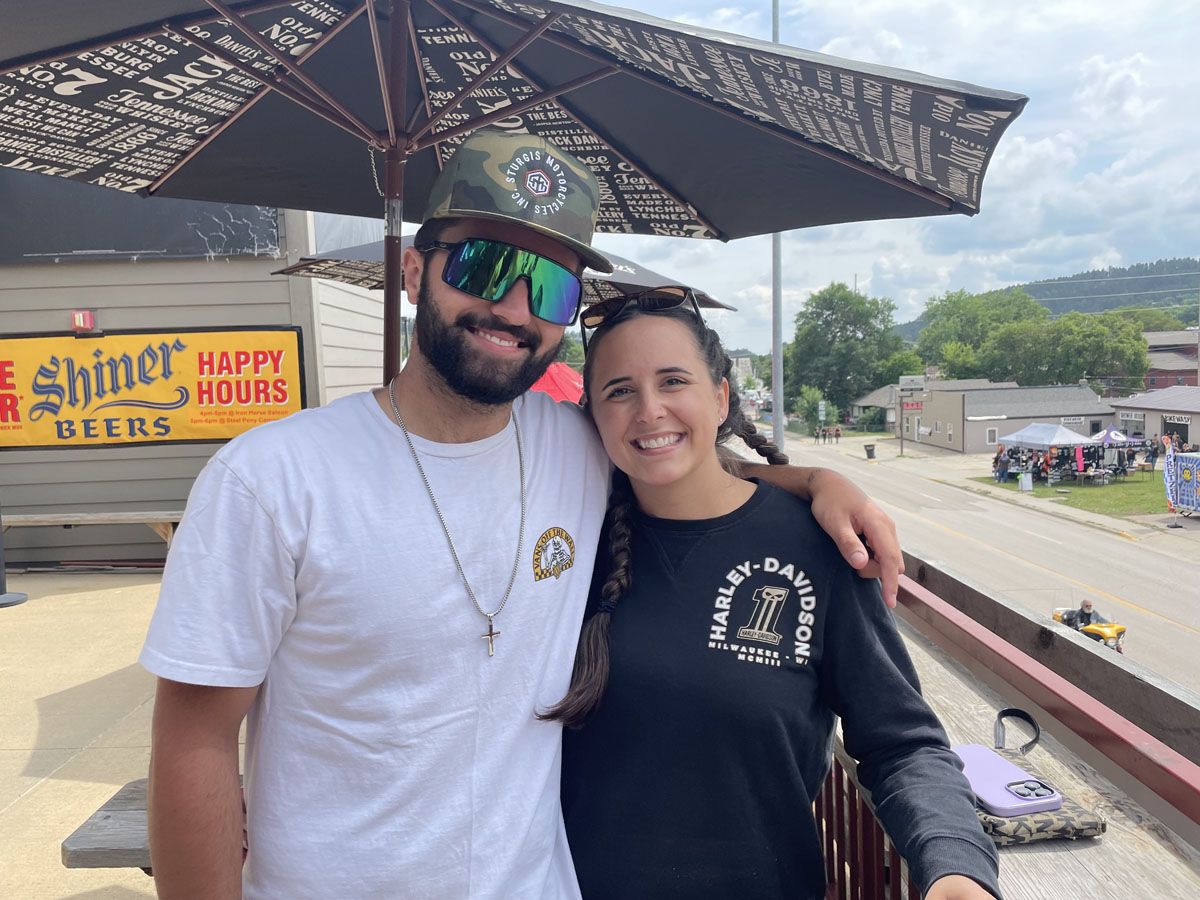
left=0, top=209, right=325, bottom=563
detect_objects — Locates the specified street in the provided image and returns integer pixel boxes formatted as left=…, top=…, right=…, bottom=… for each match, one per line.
left=782, top=434, right=1200, bottom=696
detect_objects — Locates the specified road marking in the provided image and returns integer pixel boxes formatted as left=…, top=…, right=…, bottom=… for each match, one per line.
left=917, top=492, right=943, bottom=503
left=874, top=498, right=1200, bottom=637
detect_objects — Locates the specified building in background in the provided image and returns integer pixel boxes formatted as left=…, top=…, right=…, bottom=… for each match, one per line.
left=908, top=383, right=1113, bottom=453
left=1144, top=330, right=1199, bottom=389
left=0, top=170, right=387, bottom=563
left=1109, top=386, right=1200, bottom=448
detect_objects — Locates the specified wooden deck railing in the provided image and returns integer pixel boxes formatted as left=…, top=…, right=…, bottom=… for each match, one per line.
left=812, top=571, right=1200, bottom=899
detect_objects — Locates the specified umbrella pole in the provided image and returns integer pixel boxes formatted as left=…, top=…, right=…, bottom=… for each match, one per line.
left=384, top=144, right=405, bottom=383
left=383, top=0, right=412, bottom=384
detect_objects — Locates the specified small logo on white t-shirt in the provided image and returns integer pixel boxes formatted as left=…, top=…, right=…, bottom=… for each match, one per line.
left=533, top=526, right=575, bottom=581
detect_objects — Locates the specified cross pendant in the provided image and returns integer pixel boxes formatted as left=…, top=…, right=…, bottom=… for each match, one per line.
left=481, top=618, right=501, bottom=657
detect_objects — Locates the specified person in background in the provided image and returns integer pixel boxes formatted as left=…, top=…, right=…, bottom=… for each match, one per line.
left=1063, top=599, right=1108, bottom=630
left=552, top=295, right=1000, bottom=900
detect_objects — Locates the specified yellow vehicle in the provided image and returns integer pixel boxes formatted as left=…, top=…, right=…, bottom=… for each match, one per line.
left=1053, top=608, right=1127, bottom=653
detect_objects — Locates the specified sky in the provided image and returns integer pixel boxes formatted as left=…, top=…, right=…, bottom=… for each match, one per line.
left=578, top=0, right=1200, bottom=353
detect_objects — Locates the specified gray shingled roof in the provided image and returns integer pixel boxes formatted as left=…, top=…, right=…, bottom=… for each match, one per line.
left=1144, top=330, right=1200, bottom=348
left=1148, top=351, right=1199, bottom=372
left=853, top=378, right=1017, bottom=408
left=928, top=378, right=1018, bottom=391
left=964, top=385, right=1113, bottom=418
left=1110, top=385, right=1200, bottom=414
left=853, top=385, right=896, bottom=408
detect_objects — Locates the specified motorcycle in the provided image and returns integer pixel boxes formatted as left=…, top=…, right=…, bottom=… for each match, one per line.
left=1052, top=608, right=1126, bottom=653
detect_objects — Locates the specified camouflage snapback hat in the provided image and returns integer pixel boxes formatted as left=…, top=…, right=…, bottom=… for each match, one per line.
left=421, top=129, right=613, bottom=274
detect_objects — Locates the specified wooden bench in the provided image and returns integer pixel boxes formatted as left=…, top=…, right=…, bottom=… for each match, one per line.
left=1, top=511, right=182, bottom=547
left=61, top=779, right=152, bottom=875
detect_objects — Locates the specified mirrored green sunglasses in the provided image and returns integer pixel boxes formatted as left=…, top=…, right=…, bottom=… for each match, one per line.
left=417, top=237, right=584, bottom=326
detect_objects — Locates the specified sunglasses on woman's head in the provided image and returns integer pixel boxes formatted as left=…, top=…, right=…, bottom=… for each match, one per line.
left=417, top=237, right=584, bottom=326
left=580, top=286, right=703, bottom=350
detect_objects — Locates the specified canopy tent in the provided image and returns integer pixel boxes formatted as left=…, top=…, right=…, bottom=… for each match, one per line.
left=997, top=423, right=1093, bottom=450
left=1090, top=425, right=1128, bottom=445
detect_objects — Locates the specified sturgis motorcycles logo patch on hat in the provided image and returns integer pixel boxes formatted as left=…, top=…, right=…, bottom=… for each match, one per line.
left=532, top=526, right=575, bottom=581
left=503, top=148, right=571, bottom=218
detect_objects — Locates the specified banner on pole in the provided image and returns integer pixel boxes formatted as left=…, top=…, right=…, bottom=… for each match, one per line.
left=0, top=327, right=305, bottom=450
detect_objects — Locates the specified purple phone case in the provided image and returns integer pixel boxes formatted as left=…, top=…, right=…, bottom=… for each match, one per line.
left=953, top=744, right=1063, bottom=817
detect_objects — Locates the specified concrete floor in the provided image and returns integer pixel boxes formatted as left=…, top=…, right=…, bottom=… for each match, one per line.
left=0, top=573, right=158, bottom=899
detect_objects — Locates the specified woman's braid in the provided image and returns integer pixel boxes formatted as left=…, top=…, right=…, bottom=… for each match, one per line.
left=537, top=472, right=635, bottom=728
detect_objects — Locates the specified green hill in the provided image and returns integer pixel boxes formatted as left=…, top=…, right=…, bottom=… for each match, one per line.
left=896, top=257, right=1199, bottom=340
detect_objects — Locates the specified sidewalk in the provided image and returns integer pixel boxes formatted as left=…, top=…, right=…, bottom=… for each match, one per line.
left=786, top=430, right=1200, bottom=546
left=0, top=572, right=158, bottom=899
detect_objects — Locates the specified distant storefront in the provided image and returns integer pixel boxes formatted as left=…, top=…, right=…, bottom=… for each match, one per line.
left=1109, top=386, right=1200, bottom=449
left=904, top=383, right=1114, bottom=454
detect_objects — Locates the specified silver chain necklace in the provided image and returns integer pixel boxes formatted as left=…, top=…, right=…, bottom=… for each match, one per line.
left=387, top=377, right=526, bottom=657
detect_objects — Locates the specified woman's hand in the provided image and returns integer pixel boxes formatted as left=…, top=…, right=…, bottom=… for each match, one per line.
left=925, top=874, right=996, bottom=899
left=806, top=467, right=903, bottom=607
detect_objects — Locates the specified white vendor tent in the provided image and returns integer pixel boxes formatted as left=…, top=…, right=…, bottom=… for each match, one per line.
left=997, top=423, right=1093, bottom=450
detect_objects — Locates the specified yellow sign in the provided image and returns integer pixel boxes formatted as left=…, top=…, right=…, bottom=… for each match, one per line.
left=0, top=328, right=305, bottom=449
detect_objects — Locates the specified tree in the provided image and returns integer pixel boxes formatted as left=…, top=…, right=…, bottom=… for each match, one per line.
left=977, top=320, right=1054, bottom=385
left=978, top=313, right=1149, bottom=387
left=751, top=352, right=774, bottom=390
left=939, top=341, right=983, bottom=379
left=877, top=349, right=924, bottom=387
left=915, top=287, right=1047, bottom=363
left=785, top=282, right=902, bottom=411
left=1107, top=307, right=1186, bottom=332
left=794, top=385, right=838, bottom=430
left=557, top=332, right=584, bottom=368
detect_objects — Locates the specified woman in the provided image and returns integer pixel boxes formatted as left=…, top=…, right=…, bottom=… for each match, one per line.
left=548, top=293, right=999, bottom=900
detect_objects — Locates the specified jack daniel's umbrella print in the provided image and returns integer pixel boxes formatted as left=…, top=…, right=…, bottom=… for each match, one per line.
left=1, top=1, right=1027, bottom=376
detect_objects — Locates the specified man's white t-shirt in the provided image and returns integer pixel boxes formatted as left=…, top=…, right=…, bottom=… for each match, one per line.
left=140, top=390, right=610, bottom=898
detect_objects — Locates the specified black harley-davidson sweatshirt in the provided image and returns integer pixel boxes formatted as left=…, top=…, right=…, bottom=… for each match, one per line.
left=561, top=482, right=999, bottom=900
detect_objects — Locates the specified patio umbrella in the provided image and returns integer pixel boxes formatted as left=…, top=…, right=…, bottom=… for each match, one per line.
left=0, top=0, right=1027, bottom=379
left=273, top=236, right=733, bottom=309
left=1089, top=425, right=1127, bottom=446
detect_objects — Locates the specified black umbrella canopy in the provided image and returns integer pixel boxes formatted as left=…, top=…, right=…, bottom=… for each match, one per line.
left=1, top=0, right=1026, bottom=233
left=274, top=237, right=735, bottom=309
left=1, top=0, right=1027, bottom=377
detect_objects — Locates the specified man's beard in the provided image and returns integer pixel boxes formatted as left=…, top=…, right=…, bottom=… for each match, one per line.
left=415, top=268, right=562, bottom=406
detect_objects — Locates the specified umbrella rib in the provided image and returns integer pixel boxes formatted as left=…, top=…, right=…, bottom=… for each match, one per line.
left=411, top=66, right=619, bottom=152
left=407, top=11, right=563, bottom=145
left=203, top=0, right=383, bottom=145
left=0, top=0, right=294, bottom=76
left=149, top=6, right=370, bottom=194
left=450, top=0, right=954, bottom=211
left=404, top=7, right=441, bottom=165
left=367, top=0, right=398, bottom=146
left=426, top=0, right=725, bottom=239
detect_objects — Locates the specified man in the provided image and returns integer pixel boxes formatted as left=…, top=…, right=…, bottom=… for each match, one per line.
left=142, top=129, right=903, bottom=898
left=1063, top=599, right=1108, bottom=630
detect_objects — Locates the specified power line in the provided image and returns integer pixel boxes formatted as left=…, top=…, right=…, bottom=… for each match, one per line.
left=1026, top=270, right=1200, bottom=286
left=1033, top=287, right=1200, bottom=303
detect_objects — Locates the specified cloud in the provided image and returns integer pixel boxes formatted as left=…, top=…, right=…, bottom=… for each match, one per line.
left=1074, top=54, right=1160, bottom=122
left=587, top=1, right=1200, bottom=351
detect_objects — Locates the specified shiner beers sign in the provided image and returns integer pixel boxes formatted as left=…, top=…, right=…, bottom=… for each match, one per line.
left=0, top=327, right=304, bottom=449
